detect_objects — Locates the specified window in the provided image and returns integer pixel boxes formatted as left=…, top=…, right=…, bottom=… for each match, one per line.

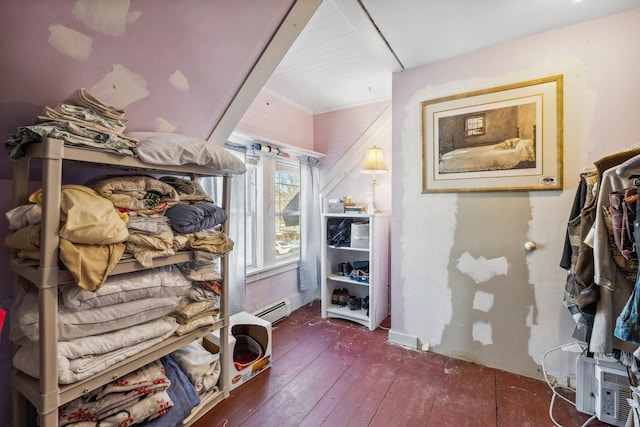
left=246, top=152, right=301, bottom=274
left=275, top=161, right=300, bottom=257
left=465, top=114, right=485, bottom=136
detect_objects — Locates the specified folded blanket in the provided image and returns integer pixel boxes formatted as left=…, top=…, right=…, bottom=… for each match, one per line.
left=28, top=185, right=129, bottom=245
left=58, top=360, right=172, bottom=425
left=86, top=175, right=180, bottom=215
left=171, top=341, right=221, bottom=394
left=126, top=225, right=176, bottom=267
left=185, top=228, right=234, bottom=254
left=171, top=299, right=219, bottom=324
left=4, top=224, right=41, bottom=253
left=165, top=202, right=227, bottom=234
left=160, top=176, right=213, bottom=203
left=5, top=204, right=41, bottom=230
left=176, top=255, right=222, bottom=282
left=11, top=285, right=181, bottom=343
left=61, top=265, right=192, bottom=310
left=58, top=238, right=126, bottom=291
left=188, top=285, right=221, bottom=302
left=63, top=88, right=126, bottom=122
left=141, top=356, right=200, bottom=427
left=175, top=315, right=217, bottom=336
left=14, top=317, right=178, bottom=384
left=96, top=389, right=173, bottom=426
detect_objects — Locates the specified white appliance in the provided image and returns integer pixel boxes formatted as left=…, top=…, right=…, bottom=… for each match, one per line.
left=576, top=355, right=630, bottom=427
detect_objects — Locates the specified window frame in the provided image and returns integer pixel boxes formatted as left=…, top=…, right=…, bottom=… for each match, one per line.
left=464, top=113, right=486, bottom=136
left=245, top=151, right=301, bottom=281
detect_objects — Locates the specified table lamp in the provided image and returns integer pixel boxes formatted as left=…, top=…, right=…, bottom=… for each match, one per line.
left=361, top=145, right=388, bottom=214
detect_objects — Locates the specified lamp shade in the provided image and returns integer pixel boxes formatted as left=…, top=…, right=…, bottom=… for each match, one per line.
left=361, top=146, right=388, bottom=174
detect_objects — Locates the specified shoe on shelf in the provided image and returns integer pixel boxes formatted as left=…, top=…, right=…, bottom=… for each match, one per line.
left=338, top=288, right=350, bottom=306
left=347, top=295, right=361, bottom=311
left=337, top=263, right=345, bottom=276
left=349, top=269, right=369, bottom=283
left=342, top=262, right=353, bottom=276
left=361, top=295, right=369, bottom=310
left=331, top=288, right=341, bottom=305
left=352, top=260, right=369, bottom=273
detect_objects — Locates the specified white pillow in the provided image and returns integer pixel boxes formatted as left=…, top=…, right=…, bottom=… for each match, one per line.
left=128, top=131, right=246, bottom=175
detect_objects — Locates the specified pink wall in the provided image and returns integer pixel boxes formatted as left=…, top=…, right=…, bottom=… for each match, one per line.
left=314, top=101, right=392, bottom=215
left=314, top=101, right=389, bottom=173
left=236, top=90, right=314, bottom=151
left=0, top=0, right=293, bottom=179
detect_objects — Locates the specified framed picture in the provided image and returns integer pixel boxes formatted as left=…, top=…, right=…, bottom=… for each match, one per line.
left=421, top=75, right=563, bottom=193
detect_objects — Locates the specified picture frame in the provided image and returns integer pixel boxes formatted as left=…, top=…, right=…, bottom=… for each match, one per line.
left=421, top=75, right=563, bottom=193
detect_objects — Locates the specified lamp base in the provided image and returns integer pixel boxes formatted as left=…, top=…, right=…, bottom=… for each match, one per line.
left=366, top=175, right=383, bottom=214
left=367, top=198, right=376, bottom=215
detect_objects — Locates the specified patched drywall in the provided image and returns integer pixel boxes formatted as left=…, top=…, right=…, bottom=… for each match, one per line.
left=0, top=0, right=295, bottom=163
left=394, top=66, right=591, bottom=379
left=48, top=24, right=93, bottom=60
left=440, top=194, right=539, bottom=375
left=71, top=0, right=132, bottom=36
left=392, top=10, right=640, bottom=381
left=90, top=64, right=149, bottom=108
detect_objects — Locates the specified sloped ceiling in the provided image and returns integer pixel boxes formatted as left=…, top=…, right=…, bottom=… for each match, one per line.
left=265, top=0, right=640, bottom=114
left=2, top=0, right=640, bottom=161
left=0, top=0, right=312, bottom=152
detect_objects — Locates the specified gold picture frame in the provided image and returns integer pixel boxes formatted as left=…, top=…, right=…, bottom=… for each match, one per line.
left=421, top=75, right=563, bottom=193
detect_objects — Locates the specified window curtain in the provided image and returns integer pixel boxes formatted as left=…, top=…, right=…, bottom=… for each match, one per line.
left=298, top=155, right=321, bottom=290
left=202, top=142, right=246, bottom=315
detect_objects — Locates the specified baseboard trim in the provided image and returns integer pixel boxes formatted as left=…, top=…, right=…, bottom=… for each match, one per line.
left=388, top=329, right=419, bottom=349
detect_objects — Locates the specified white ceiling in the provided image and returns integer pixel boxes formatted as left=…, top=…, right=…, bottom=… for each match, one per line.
left=264, top=0, right=640, bottom=114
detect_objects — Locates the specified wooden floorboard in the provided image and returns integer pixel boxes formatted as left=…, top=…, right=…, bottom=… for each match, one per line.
left=192, top=301, right=608, bottom=427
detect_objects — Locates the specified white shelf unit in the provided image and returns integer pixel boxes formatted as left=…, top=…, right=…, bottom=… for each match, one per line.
left=320, top=213, right=389, bottom=330
left=10, top=138, right=232, bottom=427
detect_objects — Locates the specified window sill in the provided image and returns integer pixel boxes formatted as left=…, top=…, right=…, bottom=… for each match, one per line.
left=246, top=258, right=300, bottom=283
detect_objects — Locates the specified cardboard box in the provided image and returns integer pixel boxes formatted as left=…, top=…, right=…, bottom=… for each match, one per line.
left=205, top=311, right=272, bottom=390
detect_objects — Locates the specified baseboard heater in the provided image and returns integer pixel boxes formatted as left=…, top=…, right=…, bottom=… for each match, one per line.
left=252, top=298, right=292, bottom=324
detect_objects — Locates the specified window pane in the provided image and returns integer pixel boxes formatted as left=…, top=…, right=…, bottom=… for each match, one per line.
left=465, top=114, right=485, bottom=136
left=275, top=160, right=300, bottom=257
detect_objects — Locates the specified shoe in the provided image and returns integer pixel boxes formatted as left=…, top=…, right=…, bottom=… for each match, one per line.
left=342, top=262, right=353, bottom=276
left=361, top=295, right=369, bottom=311
left=338, top=288, right=350, bottom=306
left=331, top=288, right=341, bottom=305
left=347, top=295, right=361, bottom=311
left=349, top=269, right=369, bottom=283
left=352, top=260, right=369, bottom=273
left=337, top=263, right=345, bottom=276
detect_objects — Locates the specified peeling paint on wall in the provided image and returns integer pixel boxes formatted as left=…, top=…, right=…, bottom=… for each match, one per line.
left=90, top=64, right=149, bottom=108
left=48, top=25, right=93, bottom=60
left=473, top=291, right=494, bottom=312
left=473, top=321, right=493, bottom=345
left=154, top=117, right=176, bottom=133
left=169, top=71, right=190, bottom=92
left=456, top=252, right=509, bottom=284
left=72, top=0, right=131, bottom=37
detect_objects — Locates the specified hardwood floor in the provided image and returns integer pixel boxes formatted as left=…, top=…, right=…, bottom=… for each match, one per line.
left=193, top=301, right=606, bottom=427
